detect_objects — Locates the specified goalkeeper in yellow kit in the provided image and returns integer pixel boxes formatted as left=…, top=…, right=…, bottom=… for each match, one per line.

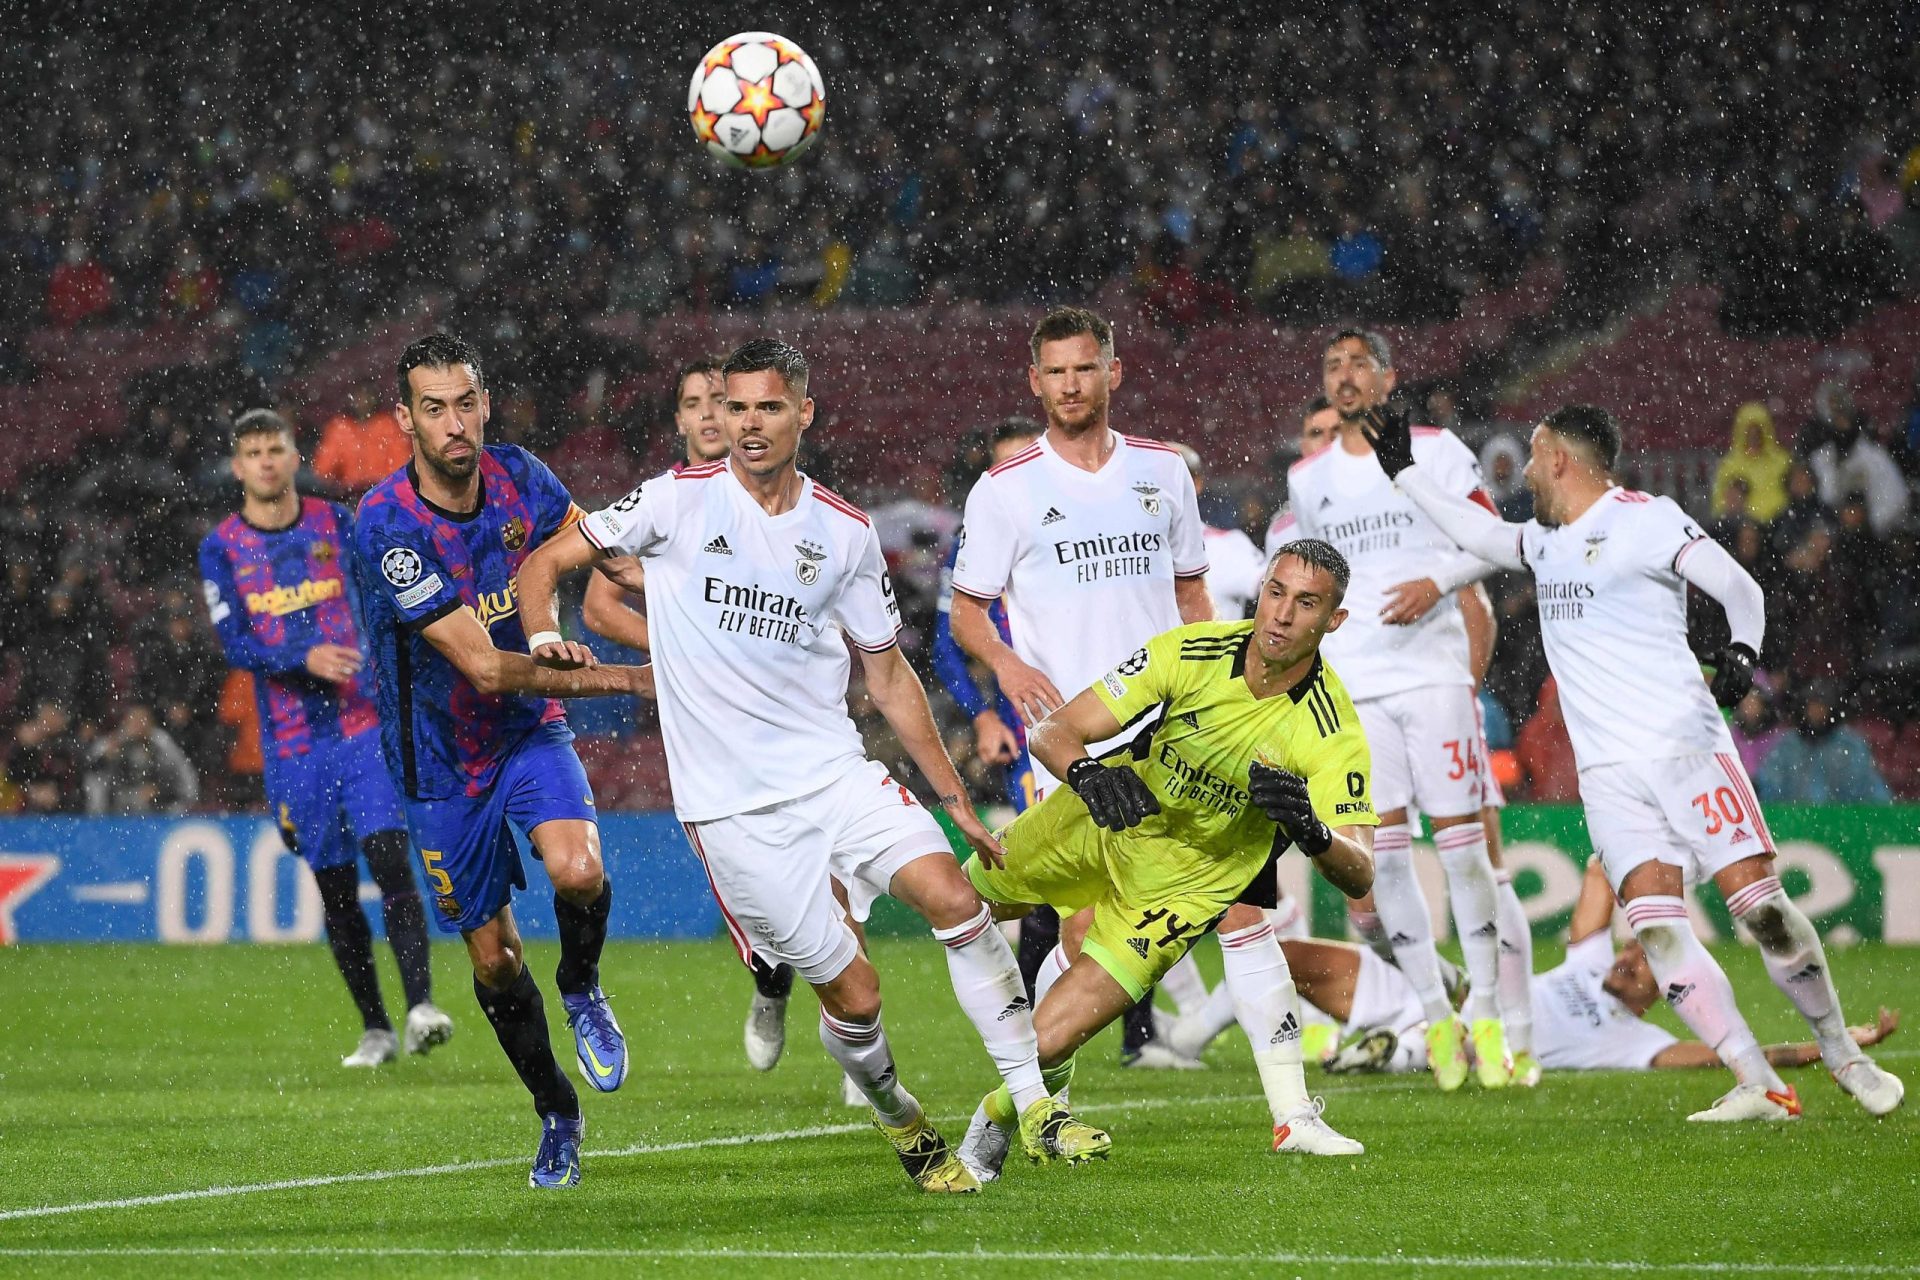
left=958, top=539, right=1377, bottom=1176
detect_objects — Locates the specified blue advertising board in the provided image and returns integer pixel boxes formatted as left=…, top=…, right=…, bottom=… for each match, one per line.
left=0, top=814, right=720, bottom=944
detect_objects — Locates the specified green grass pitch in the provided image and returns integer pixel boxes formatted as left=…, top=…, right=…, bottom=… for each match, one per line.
left=1, top=937, right=1916, bottom=1278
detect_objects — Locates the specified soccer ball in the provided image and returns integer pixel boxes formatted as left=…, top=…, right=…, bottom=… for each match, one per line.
left=688, top=32, right=826, bottom=170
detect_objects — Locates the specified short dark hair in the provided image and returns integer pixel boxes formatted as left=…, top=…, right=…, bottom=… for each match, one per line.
left=1324, top=327, right=1392, bottom=370
left=231, top=408, right=293, bottom=448
left=1542, top=404, right=1622, bottom=471
left=722, top=338, right=809, bottom=399
left=1302, top=394, right=1332, bottom=421
left=1271, top=537, right=1352, bottom=604
left=1030, top=307, right=1115, bottom=363
left=992, top=415, right=1043, bottom=445
left=397, top=333, right=485, bottom=408
left=673, top=356, right=725, bottom=402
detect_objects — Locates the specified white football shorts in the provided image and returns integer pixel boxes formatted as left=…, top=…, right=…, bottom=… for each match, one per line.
left=683, top=760, right=952, bottom=984
left=1579, top=750, right=1775, bottom=894
left=1353, top=683, right=1485, bottom=820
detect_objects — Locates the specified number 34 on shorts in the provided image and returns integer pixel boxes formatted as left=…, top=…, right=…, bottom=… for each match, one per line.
left=1089, top=900, right=1228, bottom=999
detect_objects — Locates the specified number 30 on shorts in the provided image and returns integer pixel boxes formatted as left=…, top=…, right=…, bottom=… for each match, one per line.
left=1691, top=787, right=1747, bottom=836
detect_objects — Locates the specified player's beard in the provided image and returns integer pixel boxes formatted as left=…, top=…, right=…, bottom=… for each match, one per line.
left=420, top=437, right=480, bottom=484
left=1045, top=389, right=1105, bottom=436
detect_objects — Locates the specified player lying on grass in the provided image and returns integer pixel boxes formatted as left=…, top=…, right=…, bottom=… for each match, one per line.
left=1305, top=858, right=1898, bottom=1076
left=1368, top=401, right=1903, bottom=1120
left=958, top=539, right=1377, bottom=1177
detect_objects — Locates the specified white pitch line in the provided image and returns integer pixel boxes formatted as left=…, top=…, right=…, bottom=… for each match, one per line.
left=0, top=1245, right=1914, bottom=1276
left=0, top=1088, right=1293, bottom=1223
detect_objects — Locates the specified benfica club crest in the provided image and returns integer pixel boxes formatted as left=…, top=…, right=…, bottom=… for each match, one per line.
left=1133, top=482, right=1163, bottom=517
left=794, top=540, right=826, bottom=585
left=501, top=516, right=528, bottom=552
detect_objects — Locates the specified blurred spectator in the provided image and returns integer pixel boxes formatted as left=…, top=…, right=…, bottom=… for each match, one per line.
left=1329, top=213, right=1385, bottom=282
left=10, top=700, right=85, bottom=814
left=1730, top=679, right=1787, bottom=779
left=134, top=590, right=231, bottom=782
left=1479, top=435, right=1534, bottom=524
left=1768, top=461, right=1831, bottom=565
left=1515, top=677, right=1580, bottom=802
left=1713, top=403, right=1792, bottom=523
left=1754, top=681, right=1893, bottom=804
left=45, top=241, right=114, bottom=327
left=1805, top=384, right=1909, bottom=535
left=82, top=702, right=199, bottom=815
left=160, top=239, right=220, bottom=319
left=1773, top=520, right=1868, bottom=685
left=313, top=385, right=411, bottom=497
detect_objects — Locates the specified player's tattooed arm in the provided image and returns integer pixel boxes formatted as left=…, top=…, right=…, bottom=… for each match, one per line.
left=857, top=643, right=1007, bottom=868
left=421, top=607, right=649, bottom=699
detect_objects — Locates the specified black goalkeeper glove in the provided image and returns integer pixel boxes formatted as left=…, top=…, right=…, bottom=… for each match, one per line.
left=1248, top=762, right=1332, bottom=856
left=1066, top=757, right=1161, bottom=832
left=1362, top=402, right=1415, bottom=479
left=1709, top=642, right=1758, bottom=708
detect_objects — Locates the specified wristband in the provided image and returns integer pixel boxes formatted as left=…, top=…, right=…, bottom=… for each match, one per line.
left=527, top=631, right=564, bottom=651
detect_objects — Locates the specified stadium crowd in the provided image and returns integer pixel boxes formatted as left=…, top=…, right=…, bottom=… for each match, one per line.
left=2, top=3, right=1918, bottom=813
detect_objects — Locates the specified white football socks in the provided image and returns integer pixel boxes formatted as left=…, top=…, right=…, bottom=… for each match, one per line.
left=1729, top=875, right=1857, bottom=1073
left=1435, top=821, right=1501, bottom=1026
left=1625, top=895, right=1784, bottom=1093
left=1371, top=825, right=1451, bottom=1023
left=934, top=905, right=1047, bottom=1109
left=1494, top=869, right=1535, bottom=1055
left=1219, top=919, right=1309, bottom=1123
left=818, top=1008, right=918, bottom=1125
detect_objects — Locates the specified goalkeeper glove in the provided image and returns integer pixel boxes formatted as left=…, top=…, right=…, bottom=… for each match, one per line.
left=1248, top=761, right=1332, bottom=856
left=1362, top=402, right=1416, bottom=479
left=1065, top=757, right=1161, bottom=832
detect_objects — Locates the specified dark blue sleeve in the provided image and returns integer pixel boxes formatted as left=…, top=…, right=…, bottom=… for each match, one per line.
left=197, top=534, right=309, bottom=676
left=932, top=550, right=992, bottom=719
left=352, top=504, right=461, bottom=631
left=515, top=446, right=580, bottom=543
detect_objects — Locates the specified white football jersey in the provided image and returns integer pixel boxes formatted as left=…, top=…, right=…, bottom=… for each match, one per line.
left=1531, top=932, right=1677, bottom=1070
left=1279, top=428, right=1493, bottom=700
left=579, top=461, right=898, bottom=822
left=1514, top=488, right=1734, bottom=768
left=951, top=431, right=1207, bottom=784
left=1205, top=524, right=1268, bottom=621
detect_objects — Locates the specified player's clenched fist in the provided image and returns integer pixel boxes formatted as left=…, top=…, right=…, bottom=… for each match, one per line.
left=1248, top=762, right=1332, bottom=855
left=1066, top=757, right=1161, bottom=832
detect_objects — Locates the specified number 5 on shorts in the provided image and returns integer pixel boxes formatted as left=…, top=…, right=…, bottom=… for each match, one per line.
left=420, top=847, right=454, bottom=897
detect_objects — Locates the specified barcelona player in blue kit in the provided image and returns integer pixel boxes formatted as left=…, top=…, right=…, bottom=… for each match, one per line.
left=352, top=333, right=651, bottom=1189
left=199, top=409, right=452, bottom=1069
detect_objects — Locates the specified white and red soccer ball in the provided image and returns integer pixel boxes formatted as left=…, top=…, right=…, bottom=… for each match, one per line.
left=688, top=32, right=826, bottom=170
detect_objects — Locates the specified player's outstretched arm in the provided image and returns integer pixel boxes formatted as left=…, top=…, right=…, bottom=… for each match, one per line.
left=948, top=591, right=1063, bottom=725
left=581, top=560, right=649, bottom=653
left=857, top=643, right=1006, bottom=868
left=420, top=606, right=650, bottom=700
left=1029, top=689, right=1162, bottom=833
left=1659, top=1007, right=1899, bottom=1071
left=513, top=523, right=607, bottom=669
left=1395, top=468, right=1528, bottom=571
left=1567, top=857, right=1614, bottom=945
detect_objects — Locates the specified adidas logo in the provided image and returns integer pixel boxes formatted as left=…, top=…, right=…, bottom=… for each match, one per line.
left=996, top=995, right=1033, bottom=1021
left=1665, top=981, right=1696, bottom=1005
left=1785, top=962, right=1824, bottom=983
left=1128, top=937, right=1151, bottom=959
left=1178, top=711, right=1200, bottom=731
left=703, top=535, right=732, bottom=555
left=1730, top=827, right=1752, bottom=844
left=1319, top=496, right=1334, bottom=509
left=1041, top=506, right=1066, bottom=526
left=1270, top=1012, right=1300, bottom=1045
left=1499, top=938, right=1522, bottom=955
left=1470, top=921, right=1499, bottom=939
left=1389, top=932, right=1413, bottom=946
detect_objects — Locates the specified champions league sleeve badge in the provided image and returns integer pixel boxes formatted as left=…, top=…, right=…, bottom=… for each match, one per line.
left=382, top=546, right=424, bottom=587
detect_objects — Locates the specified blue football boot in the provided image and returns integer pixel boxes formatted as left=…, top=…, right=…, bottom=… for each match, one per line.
left=529, top=1113, right=583, bottom=1189
left=561, top=987, right=627, bottom=1092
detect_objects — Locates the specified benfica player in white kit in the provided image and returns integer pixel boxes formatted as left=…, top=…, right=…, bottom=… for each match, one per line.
left=517, top=340, right=1093, bottom=1191
left=1275, top=331, right=1510, bottom=1091
left=1375, top=402, right=1903, bottom=1121
left=948, top=307, right=1325, bottom=1102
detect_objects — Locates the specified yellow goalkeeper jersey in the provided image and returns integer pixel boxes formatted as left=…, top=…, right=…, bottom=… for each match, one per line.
left=1084, top=619, right=1376, bottom=900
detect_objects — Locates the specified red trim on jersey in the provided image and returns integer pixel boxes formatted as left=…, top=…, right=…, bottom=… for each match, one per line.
left=1268, top=514, right=1298, bottom=540
left=812, top=484, right=872, bottom=526
left=849, top=628, right=901, bottom=654
left=1467, top=487, right=1498, bottom=514
left=1411, top=426, right=1443, bottom=437
left=1613, top=490, right=1652, bottom=504
left=987, top=443, right=1043, bottom=476
left=949, top=582, right=1001, bottom=602
left=674, top=461, right=726, bottom=480
left=1121, top=434, right=1180, bottom=455
left=1716, top=753, right=1775, bottom=850
left=580, top=515, right=609, bottom=551
left=1673, top=536, right=1709, bottom=574
left=1174, top=566, right=1211, bottom=579
left=683, top=822, right=755, bottom=968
